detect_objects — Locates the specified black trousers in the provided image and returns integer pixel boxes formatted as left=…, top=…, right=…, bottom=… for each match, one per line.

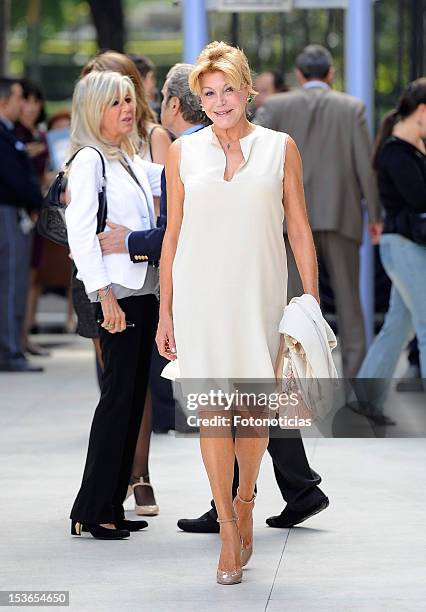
left=70, top=294, right=158, bottom=524
left=150, top=345, right=175, bottom=432
left=211, top=428, right=324, bottom=515
left=0, top=206, right=31, bottom=362
left=267, top=428, right=324, bottom=509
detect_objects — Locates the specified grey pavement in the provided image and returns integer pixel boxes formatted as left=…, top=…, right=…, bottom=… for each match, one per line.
left=1, top=334, right=425, bottom=612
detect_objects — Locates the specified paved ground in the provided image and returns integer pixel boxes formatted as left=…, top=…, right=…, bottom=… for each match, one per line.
left=1, top=334, right=425, bottom=611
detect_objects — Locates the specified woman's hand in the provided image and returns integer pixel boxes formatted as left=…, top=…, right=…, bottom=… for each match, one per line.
left=156, top=314, right=177, bottom=360
left=99, top=288, right=126, bottom=333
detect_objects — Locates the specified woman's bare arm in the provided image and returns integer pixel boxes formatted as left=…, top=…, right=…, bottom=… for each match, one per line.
left=283, top=137, right=319, bottom=302
left=150, top=127, right=172, bottom=216
left=150, top=127, right=172, bottom=165
left=157, top=139, right=184, bottom=359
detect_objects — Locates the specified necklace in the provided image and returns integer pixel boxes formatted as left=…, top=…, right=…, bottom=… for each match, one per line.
left=213, top=125, right=254, bottom=151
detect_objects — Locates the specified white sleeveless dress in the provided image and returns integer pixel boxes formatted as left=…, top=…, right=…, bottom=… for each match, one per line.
left=172, top=124, right=288, bottom=379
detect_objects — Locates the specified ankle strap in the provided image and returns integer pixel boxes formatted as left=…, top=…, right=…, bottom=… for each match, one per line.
left=131, top=476, right=153, bottom=490
left=236, top=487, right=256, bottom=504
left=216, top=516, right=237, bottom=523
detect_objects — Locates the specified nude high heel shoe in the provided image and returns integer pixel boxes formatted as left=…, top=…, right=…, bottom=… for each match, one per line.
left=132, top=476, right=159, bottom=516
left=216, top=517, right=243, bottom=585
left=233, top=488, right=256, bottom=567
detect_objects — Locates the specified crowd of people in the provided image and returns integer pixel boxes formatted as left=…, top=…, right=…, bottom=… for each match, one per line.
left=0, top=42, right=425, bottom=584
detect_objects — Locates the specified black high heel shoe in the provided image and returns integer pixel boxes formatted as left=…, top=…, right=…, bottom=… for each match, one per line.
left=115, top=519, right=148, bottom=532
left=80, top=519, right=147, bottom=533
left=71, top=521, right=130, bottom=540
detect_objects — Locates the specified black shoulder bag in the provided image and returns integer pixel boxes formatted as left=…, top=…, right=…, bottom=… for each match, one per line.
left=36, top=146, right=108, bottom=246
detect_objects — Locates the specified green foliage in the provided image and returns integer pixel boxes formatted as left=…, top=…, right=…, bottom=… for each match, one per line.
left=11, top=0, right=88, bottom=32
left=209, top=9, right=345, bottom=86
left=9, top=0, right=422, bottom=126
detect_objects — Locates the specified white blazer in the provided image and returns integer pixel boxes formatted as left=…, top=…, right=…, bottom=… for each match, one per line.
left=65, top=146, right=163, bottom=294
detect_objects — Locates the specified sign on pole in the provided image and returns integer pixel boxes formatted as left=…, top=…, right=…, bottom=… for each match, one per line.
left=206, top=0, right=351, bottom=10
left=294, top=0, right=348, bottom=7
left=206, top=0, right=293, bottom=12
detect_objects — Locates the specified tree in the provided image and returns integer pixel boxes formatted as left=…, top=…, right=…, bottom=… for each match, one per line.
left=11, top=0, right=72, bottom=30
left=88, top=0, right=125, bottom=52
left=0, top=0, right=10, bottom=74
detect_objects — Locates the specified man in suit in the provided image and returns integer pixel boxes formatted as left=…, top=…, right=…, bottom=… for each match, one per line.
left=0, top=77, right=43, bottom=372
left=99, top=63, right=329, bottom=531
left=255, top=45, right=382, bottom=379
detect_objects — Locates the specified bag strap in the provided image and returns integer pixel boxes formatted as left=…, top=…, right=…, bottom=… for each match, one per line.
left=65, top=145, right=107, bottom=234
left=65, top=145, right=106, bottom=179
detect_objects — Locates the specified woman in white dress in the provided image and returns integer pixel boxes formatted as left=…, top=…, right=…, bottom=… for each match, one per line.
left=157, top=42, right=319, bottom=584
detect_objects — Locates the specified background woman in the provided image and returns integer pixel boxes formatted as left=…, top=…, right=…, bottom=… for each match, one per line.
left=355, top=79, right=426, bottom=417
left=129, top=54, right=160, bottom=118
left=66, top=70, right=162, bottom=539
left=157, top=42, right=319, bottom=584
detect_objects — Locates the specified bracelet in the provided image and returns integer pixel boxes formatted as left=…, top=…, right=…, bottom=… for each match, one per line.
left=97, top=284, right=112, bottom=302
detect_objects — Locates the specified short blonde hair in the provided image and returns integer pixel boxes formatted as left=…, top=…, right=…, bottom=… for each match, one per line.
left=189, top=41, right=256, bottom=99
left=69, top=70, right=139, bottom=161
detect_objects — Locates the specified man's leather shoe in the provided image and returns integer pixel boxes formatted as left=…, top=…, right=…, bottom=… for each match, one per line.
left=266, top=497, right=329, bottom=528
left=177, top=509, right=219, bottom=533
left=0, top=358, right=43, bottom=373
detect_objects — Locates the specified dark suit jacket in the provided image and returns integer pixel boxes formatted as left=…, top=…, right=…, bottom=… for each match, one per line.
left=128, top=126, right=209, bottom=263
left=255, top=86, right=382, bottom=243
left=0, top=121, right=42, bottom=212
left=128, top=168, right=166, bottom=263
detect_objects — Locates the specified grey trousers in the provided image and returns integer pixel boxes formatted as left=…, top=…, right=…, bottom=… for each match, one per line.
left=0, top=205, right=31, bottom=362
left=286, top=231, right=366, bottom=379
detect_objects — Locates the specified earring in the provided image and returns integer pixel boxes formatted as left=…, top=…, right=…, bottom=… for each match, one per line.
left=200, top=105, right=205, bottom=112
left=247, top=96, right=253, bottom=104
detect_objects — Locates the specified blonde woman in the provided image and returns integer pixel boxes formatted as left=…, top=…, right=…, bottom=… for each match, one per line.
left=66, top=71, right=163, bottom=539
left=81, top=51, right=171, bottom=167
left=81, top=51, right=172, bottom=515
left=157, top=42, right=319, bottom=584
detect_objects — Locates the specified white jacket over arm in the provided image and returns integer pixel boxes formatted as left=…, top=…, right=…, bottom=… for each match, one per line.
left=278, top=294, right=338, bottom=421
left=65, top=147, right=163, bottom=296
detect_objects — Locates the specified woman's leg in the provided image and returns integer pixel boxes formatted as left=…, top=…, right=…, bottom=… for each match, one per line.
left=66, top=287, right=77, bottom=333
left=200, top=415, right=241, bottom=572
left=92, top=337, right=104, bottom=370
left=131, top=390, right=153, bottom=480
left=381, top=236, right=426, bottom=378
left=234, top=413, right=269, bottom=549
left=354, top=237, right=416, bottom=411
left=357, top=285, right=414, bottom=379
left=129, top=389, right=158, bottom=510
left=92, top=337, right=103, bottom=391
